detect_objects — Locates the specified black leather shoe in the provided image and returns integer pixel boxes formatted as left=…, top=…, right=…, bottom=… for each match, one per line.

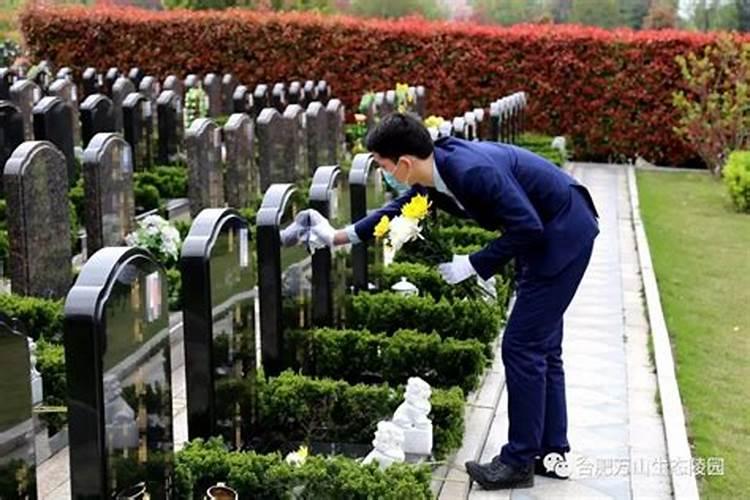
left=534, top=451, right=571, bottom=480
left=465, top=456, right=534, bottom=490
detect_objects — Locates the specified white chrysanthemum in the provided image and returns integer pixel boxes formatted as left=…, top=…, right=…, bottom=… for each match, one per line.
left=388, top=215, right=422, bottom=252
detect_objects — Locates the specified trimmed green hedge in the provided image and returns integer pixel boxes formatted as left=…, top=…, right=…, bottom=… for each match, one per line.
left=0, top=294, right=63, bottom=341
left=348, top=292, right=502, bottom=346
left=256, top=371, right=464, bottom=458
left=286, top=327, right=486, bottom=393
left=724, top=151, right=750, bottom=212
left=175, top=438, right=433, bottom=500
left=436, top=225, right=496, bottom=248
left=517, top=133, right=566, bottom=167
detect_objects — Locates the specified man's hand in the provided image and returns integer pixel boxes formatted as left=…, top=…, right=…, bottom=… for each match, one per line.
left=438, top=255, right=477, bottom=285
left=302, top=209, right=336, bottom=252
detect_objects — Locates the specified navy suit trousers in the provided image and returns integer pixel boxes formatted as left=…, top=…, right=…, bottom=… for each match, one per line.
left=499, top=240, right=594, bottom=466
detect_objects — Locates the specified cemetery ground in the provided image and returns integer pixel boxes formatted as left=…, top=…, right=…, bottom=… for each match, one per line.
left=637, top=170, right=750, bottom=498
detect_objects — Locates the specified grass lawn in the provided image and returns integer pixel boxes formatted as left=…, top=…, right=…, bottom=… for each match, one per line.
left=637, top=170, right=750, bottom=498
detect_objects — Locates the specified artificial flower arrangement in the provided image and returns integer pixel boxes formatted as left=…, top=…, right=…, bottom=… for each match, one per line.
left=373, top=193, right=431, bottom=255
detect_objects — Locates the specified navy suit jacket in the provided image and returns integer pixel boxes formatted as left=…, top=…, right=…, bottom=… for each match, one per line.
left=353, top=137, right=600, bottom=280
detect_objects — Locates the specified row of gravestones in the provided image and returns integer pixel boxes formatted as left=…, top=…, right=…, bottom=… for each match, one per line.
left=0, top=154, right=383, bottom=499
left=1, top=63, right=342, bottom=183
left=434, top=91, right=528, bottom=143
left=359, top=86, right=427, bottom=130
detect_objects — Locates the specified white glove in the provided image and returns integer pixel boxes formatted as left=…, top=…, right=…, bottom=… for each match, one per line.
left=438, top=255, right=477, bottom=285
left=279, top=211, right=313, bottom=247
left=300, top=208, right=336, bottom=253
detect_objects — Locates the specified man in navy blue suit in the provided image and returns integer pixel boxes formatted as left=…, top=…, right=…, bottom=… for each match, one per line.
left=286, top=113, right=599, bottom=490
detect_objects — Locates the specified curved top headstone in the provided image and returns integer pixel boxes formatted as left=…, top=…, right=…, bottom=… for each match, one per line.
left=257, top=184, right=296, bottom=227
left=181, top=208, right=247, bottom=260
left=349, top=153, right=375, bottom=186
left=310, top=165, right=340, bottom=203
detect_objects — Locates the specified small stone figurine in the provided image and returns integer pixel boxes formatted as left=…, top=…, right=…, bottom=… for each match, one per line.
left=27, top=338, right=43, bottom=405
left=363, top=421, right=406, bottom=469
left=392, top=377, right=433, bottom=456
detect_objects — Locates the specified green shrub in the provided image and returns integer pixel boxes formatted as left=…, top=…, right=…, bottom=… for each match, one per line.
left=134, top=182, right=161, bottom=212
left=372, top=261, right=454, bottom=300
left=723, top=151, right=750, bottom=213
left=286, top=327, right=486, bottom=392
left=517, top=133, right=566, bottom=167
left=175, top=438, right=433, bottom=500
left=256, top=371, right=464, bottom=458
left=0, top=294, right=63, bottom=341
left=348, top=292, right=502, bottom=346
left=135, top=166, right=188, bottom=200
left=436, top=225, right=497, bottom=248
left=35, top=339, right=67, bottom=433
left=167, top=267, right=182, bottom=311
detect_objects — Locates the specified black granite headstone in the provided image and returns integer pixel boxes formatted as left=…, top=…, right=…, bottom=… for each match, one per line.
left=163, top=75, right=184, bottom=101
left=123, top=92, right=153, bottom=171
left=128, top=67, right=145, bottom=88
left=464, top=111, right=476, bottom=141
left=452, top=116, right=467, bottom=140
left=104, top=67, right=120, bottom=97
left=83, top=133, right=135, bottom=253
left=490, top=101, right=500, bottom=142
left=186, top=118, right=224, bottom=216
left=305, top=101, right=327, bottom=176
left=474, top=107, right=488, bottom=141
left=324, top=98, right=345, bottom=164
left=32, top=96, right=76, bottom=185
left=287, top=81, right=302, bottom=105
left=48, top=78, right=81, bottom=146
left=181, top=208, right=255, bottom=446
left=4, top=141, right=71, bottom=298
left=232, top=85, right=252, bottom=115
left=282, top=104, right=307, bottom=179
left=0, top=68, right=17, bottom=99
left=349, top=153, right=385, bottom=292
left=415, top=85, right=426, bottom=118
left=303, top=80, right=316, bottom=105
left=252, top=84, right=269, bottom=117
left=256, top=107, right=287, bottom=191
left=80, top=94, right=117, bottom=148
left=139, top=76, right=160, bottom=131
left=112, top=77, right=136, bottom=132
left=316, top=80, right=330, bottom=105
left=384, top=90, right=396, bottom=115
left=0, top=102, right=25, bottom=182
left=9, top=79, right=42, bottom=141
left=63, top=246, right=173, bottom=499
left=203, top=73, right=222, bottom=118
left=56, top=67, right=74, bottom=82
left=271, top=82, right=285, bottom=113
left=224, top=113, right=255, bottom=208
left=82, top=67, right=100, bottom=98
left=221, top=73, right=238, bottom=115
left=156, top=90, right=182, bottom=165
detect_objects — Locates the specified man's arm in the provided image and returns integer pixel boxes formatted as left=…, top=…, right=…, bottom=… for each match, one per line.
left=344, top=186, right=425, bottom=245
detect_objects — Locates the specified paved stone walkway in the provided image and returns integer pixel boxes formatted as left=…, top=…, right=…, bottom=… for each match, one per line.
left=435, top=163, right=673, bottom=499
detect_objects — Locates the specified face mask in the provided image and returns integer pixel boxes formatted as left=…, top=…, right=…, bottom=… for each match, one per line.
left=382, top=170, right=410, bottom=194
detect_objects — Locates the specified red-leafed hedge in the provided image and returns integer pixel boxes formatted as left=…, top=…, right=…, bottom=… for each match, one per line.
left=20, top=5, right=725, bottom=165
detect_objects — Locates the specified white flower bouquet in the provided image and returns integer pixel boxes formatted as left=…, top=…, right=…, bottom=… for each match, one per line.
left=125, top=215, right=182, bottom=266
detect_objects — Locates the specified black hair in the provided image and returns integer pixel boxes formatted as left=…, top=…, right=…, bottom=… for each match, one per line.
left=365, top=112, right=434, bottom=163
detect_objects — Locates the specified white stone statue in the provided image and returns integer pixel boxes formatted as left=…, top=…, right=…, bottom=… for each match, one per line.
left=363, top=421, right=406, bottom=469
left=27, top=338, right=43, bottom=405
left=392, top=377, right=433, bottom=456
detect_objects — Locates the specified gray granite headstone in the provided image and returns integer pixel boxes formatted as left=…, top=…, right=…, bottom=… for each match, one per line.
left=139, top=76, right=160, bottom=129
left=111, top=77, right=135, bottom=131
left=184, top=74, right=200, bottom=91
left=186, top=118, right=224, bottom=216
left=80, top=94, right=116, bottom=147
left=223, top=113, right=255, bottom=208
left=283, top=104, right=307, bottom=179
left=32, top=96, right=76, bottom=185
left=122, top=92, right=152, bottom=171
left=4, top=141, right=72, bottom=298
left=83, top=133, right=135, bottom=253
left=157, top=90, right=182, bottom=164
left=9, top=79, right=41, bottom=141
left=325, top=98, right=345, bottom=164
left=48, top=78, right=81, bottom=146
left=305, top=101, right=327, bottom=175
left=203, top=73, right=222, bottom=117
left=221, top=73, right=238, bottom=115
left=256, top=107, right=287, bottom=191
left=163, top=74, right=184, bottom=101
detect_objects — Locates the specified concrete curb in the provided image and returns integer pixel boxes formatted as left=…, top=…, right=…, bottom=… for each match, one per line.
left=626, top=165, right=700, bottom=500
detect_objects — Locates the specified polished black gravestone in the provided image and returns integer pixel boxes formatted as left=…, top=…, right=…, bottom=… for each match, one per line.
left=4, top=141, right=71, bottom=298
left=64, top=247, right=173, bottom=499
left=474, top=107, right=488, bottom=141
left=123, top=92, right=153, bottom=171
left=252, top=84, right=269, bottom=117
left=80, top=94, right=116, bottom=147
left=384, top=90, right=396, bottom=115
left=224, top=113, right=256, bottom=208
left=415, top=85, right=426, bottom=118
left=287, top=81, right=302, bottom=105
left=316, top=80, right=330, bottom=105
left=139, top=76, right=160, bottom=131
left=232, top=85, right=252, bottom=115
left=271, top=82, right=285, bottom=113
left=303, top=80, right=316, bottom=106
left=0, top=102, right=25, bottom=183
left=464, top=111, right=476, bottom=141
left=305, top=101, right=327, bottom=176
left=156, top=90, right=182, bottom=165
left=112, top=77, right=136, bottom=132
left=282, top=104, right=307, bottom=179
left=256, top=183, right=302, bottom=376
left=349, top=153, right=385, bottom=292
left=48, top=78, right=81, bottom=146
left=221, top=73, right=238, bottom=115
left=10, top=79, right=41, bottom=141
left=181, top=208, right=256, bottom=446
left=104, top=67, right=120, bottom=97
left=490, top=101, right=500, bottom=142
left=31, top=61, right=53, bottom=91
left=325, top=98, right=345, bottom=164
left=309, top=166, right=345, bottom=327
left=128, top=67, right=145, bottom=88
left=82, top=67, right=100, bottom=98
left=203, top=73, right=222, bottom=118
left=32, top=96, right=76, bottom=185
left=0, top=68, right=17, bottom=99
left=499, top=99, right=510, bottom=143
left=186, top=118, right=224, bottom=216
left=452, top=116, right=467, bottom=140
left=0, top=314, right=39, bottom=500
left=83, top=133, right=135, bottom=253
left=256, top=107, right=287, bottom=191
left=163, top=75, right=184, bottom=101
left=56, top=67, right=74, bottom=82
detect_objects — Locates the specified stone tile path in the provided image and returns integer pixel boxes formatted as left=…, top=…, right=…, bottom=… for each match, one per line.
left=434, top=163, right=673, bottom=499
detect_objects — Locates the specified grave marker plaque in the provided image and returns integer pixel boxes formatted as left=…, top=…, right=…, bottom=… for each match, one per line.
left=256, top=108, right=287, bottom=191
left=204, top=73, right=222, bottom=117
left=4, top=141, right=72, bottom=298
left=181, top=209, right=256, bottom=447
left=186, top=118, right=224, bottom=216
left=10, top=79, right=42, bottom=140
left=32, top=96, right=77, bottom=185
left=123, top=92, right=153, bottom=171
left=80, top=94, right=116, bottom=147
left=83, top=133, right=135, bottom=253
left=156, top=90, right=182, bottom=164
left=282, top=104, right=307, bottom=179
left=224, top=113, right=256, bottom=207
left=64, top=247, right=173, bottom=499
left=221, top=73, right=238, bottom=115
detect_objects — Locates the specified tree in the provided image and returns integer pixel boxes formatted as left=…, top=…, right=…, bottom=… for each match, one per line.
left=471, top=0, right=545, bottom=25
left=643, top=0, right=677, bottom=29
left=569, top=0, right=622, bottom=28
left=619, top=0, right=651, bottom=29
left=349, top=0, right=446, bottom=19
left=738, top=0, right=750, bottom=31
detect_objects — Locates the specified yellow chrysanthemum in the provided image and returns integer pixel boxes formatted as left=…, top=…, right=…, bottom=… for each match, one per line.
left=424, top=115, right=445, bottom=129
left=401, top=194, right=431, bottom=220
left=374, top=215, right=390, bottom=239
left=297, top=445, right=309, bottom=459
